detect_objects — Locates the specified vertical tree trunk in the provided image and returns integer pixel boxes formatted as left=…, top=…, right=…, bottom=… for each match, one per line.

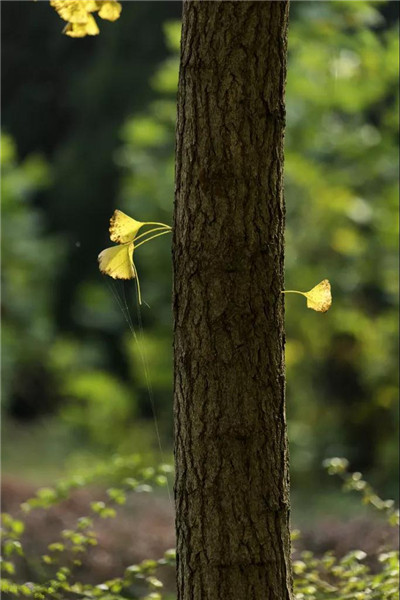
left=173, top=2, right=291, bottom=599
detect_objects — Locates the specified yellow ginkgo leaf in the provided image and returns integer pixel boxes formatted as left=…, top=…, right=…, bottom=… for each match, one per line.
left=109, top=209, right=172, bottom=244
left=97, top=1, right=122, bottom=21
left=63, top=14, right=99, bottom=37
left=109, top=210, right=145, bottom=244
left=98, top=243, right=135, bottom=280
left=282, top=279, right=332, bottom=313
left=304, top=279, right=332, bottom=312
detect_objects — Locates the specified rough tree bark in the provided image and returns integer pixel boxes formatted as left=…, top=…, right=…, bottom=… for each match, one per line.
left=173, top=2, right=291, bottom=599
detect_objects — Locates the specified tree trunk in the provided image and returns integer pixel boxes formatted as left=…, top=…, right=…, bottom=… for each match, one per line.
left=173, top=2, right=291, bottom=599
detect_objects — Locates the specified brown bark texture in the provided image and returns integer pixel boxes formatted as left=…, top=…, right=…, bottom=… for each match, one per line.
left=173, top=2, right=292, bottom=599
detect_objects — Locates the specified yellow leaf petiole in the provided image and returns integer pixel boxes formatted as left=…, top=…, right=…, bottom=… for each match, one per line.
left=144, top=222, right=173, bottom=228
left=132, top=260, right=142, bottom=306
left=134, top=226, right=171, bottom=244
left=132, top=227, right=172, bottom=305
left=135, top=229, right=172, bottom=250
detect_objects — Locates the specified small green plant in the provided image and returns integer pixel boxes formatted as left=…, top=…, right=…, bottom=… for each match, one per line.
left=1, top=454, right=174, bottom=600
left=292, top=459, right=399, bottom=600
left=1, top=457, right=398, bottom=599
left=323, top=457, right=399, bottom=528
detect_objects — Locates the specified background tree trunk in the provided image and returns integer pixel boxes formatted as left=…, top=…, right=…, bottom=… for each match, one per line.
left=173, top=2, right=291, bottom=598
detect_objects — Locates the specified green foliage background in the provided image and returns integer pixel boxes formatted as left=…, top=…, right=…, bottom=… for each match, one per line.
left=1, top=0, right=398, bottom=508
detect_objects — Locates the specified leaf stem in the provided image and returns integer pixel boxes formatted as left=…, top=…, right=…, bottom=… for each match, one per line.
left=135, top=230, right=172, bottom=250
left=143, top=222, right=172, bottom=229
left=134, top=227, right=169, bottom=243
left=281, top=290, right=307, bottom=296
left=132, top=261, right=142, bottom=306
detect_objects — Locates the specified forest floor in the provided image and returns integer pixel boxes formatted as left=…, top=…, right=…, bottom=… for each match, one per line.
left=2, top=475, right=398, bottom=592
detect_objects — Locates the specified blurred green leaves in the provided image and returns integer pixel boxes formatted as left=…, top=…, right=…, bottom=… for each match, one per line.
left=115, top=3, right=399, bottom=491
left=284, top=2, right=399, bottom=488
left=60, top=370, right=134, bottom=447
left=1, top=3, right=398, bottom=494
left=126, top=333, right=172, bottom=392
left=1, top=133, right=64, bottom=411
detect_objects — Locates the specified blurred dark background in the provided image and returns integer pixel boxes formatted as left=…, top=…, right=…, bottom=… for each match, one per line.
left=1, top=0, right=399, bottom=527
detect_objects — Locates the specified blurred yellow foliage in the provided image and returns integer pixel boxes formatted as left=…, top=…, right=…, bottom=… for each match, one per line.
left=332, top=227, right=365, bottom=256
left=97, top=1, right=121, bottom=21
left=63, top=14, right=99, bottom=38
left=50, top=0, right=122, bottom=37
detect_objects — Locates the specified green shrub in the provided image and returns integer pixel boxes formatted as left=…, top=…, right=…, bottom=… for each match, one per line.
left=292, top=459, right=399, bottom=600
left=1, top=457, right=398, bottom=599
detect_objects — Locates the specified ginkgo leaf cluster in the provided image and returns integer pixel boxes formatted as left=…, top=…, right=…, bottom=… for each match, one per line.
left=50, top=0, right=122, bottom=38
left=98, top=210, right=171, bottom=305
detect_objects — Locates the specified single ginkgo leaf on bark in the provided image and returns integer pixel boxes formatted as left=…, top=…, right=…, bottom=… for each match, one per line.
left=282, top=279, right=332, bottom=313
